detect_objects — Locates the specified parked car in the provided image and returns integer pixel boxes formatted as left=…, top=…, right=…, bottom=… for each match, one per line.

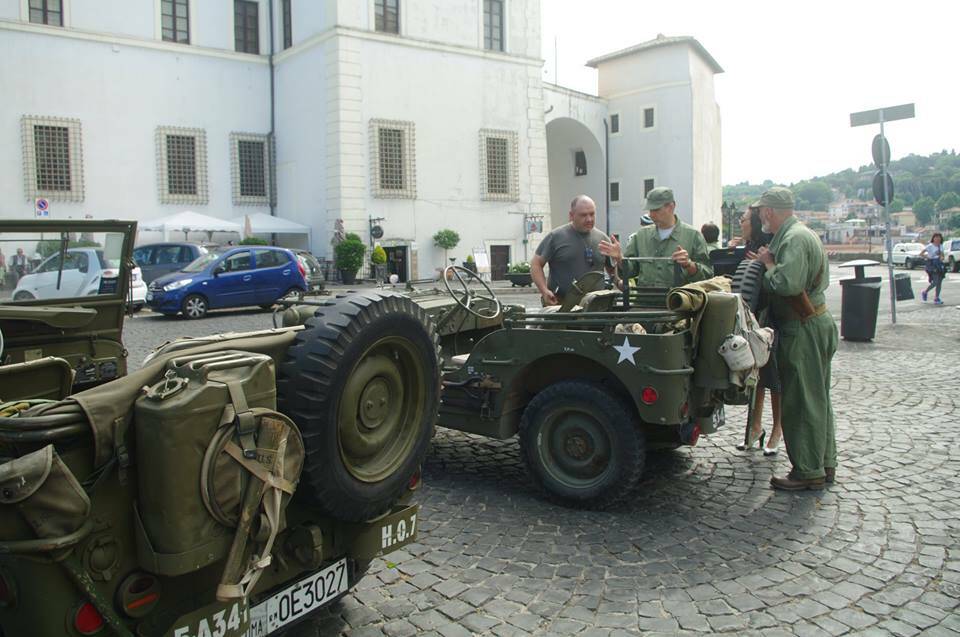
left=132, top=242, right=213, bottom=284
left=294, top=249, right=326, bottom=291
left=942, top=237, right=960, bottom=273
left=13, top=247, right=123, bottom=301
left=128, top=265, right=147, bottom=311
left=889, top=242, right=927, bottom=269
left=147, top=246, right=308, bottom=318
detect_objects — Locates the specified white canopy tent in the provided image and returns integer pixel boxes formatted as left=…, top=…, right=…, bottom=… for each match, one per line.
left=140, top=210, right=242, bottom=241
left=230, top=213, right=313, bottom=250
left=229, top=213, right=311, bottom=235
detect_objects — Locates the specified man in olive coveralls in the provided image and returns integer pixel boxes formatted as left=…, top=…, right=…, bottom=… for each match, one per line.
left=753, top=186, right=838, bottom=490
left=599, top=187, right=712, bottom=286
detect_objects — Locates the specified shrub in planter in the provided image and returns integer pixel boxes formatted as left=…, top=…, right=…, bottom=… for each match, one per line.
left=371, top=244, right=388, bottom=281
left=335, top=235, right=366, bottom=284
left=505, top=261, right=533, bottom=287
left=462, top=253, right=477, bottom=273
left=239, top=237, right=269, bottom=245
left=433, top=229, right=460, bottom=266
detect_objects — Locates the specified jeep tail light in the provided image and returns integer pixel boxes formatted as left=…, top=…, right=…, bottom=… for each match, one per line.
left=640, top=386, right=659, bottom=405
left=73, top=602, right=105, bottom=635
left=298, top=261, right=306, bottom=277
left=0, top=569, right=15, bottom=608
left=687, top=424, right=701, bottom=447
left=117, top=572, right=161, bottom=619
left=679, top=401, right=689, bottom=419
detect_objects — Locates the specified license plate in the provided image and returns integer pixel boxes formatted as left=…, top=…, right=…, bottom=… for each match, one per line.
left=245, top=558, right=348, bottom=637
left=146, top=291, right=153, bottom=301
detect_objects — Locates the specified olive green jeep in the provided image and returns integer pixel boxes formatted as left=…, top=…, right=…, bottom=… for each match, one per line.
left=0, top=220, right=438, bottom=637
left=434, top=261, right=766, bottom=510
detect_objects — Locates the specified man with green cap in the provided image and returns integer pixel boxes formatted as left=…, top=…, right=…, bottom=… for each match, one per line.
left=753, top=186, right=838, bottom=491
left=599, top=187, right=712, bottom=286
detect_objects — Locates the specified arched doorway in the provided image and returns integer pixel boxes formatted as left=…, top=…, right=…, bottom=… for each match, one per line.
left=545, top=117, right=606, bottom=233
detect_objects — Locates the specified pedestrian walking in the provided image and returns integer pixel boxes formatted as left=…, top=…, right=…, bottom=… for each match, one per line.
left=921, top=233, right=946, bottom=305
left=10, top=248, right=28, bottom=286
left=752, top=187, right=837, bottom=491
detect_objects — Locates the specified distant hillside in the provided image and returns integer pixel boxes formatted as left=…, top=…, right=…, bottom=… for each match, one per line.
left=723, top=150, right=960, bottom=223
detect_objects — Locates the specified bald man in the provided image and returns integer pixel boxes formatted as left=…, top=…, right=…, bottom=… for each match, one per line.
left=531, top=195, right=611, bottom=306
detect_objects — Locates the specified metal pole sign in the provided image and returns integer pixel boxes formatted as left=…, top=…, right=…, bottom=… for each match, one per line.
left=850, top=102, right=915, bottom=325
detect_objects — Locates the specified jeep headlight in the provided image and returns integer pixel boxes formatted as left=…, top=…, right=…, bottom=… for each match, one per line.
left=163, top=278, right=193, bottom=291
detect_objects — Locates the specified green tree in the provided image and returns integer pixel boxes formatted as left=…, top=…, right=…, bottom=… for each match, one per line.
left=935, top=191, right=960, bottom=211
left=794, top=181, right=833, bottom=210
left=947, top=214, right=960, bottom=231
left=889, top=198, right=905, bottom=213
left=914, top=196, right=936, bottom=225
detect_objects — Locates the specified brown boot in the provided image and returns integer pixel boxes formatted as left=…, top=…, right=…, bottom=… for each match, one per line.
left=771, top=474, right=825, bottom=491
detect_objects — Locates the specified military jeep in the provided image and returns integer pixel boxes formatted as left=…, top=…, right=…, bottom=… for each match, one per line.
left=0, top=220, right=439, bottom=637
left=435, top=262, right=765, bottom=510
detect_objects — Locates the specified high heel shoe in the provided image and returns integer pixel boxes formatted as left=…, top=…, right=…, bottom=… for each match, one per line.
left=737, top=430, right=765, bottom=451
left=763, top=439, right=780, bottom=456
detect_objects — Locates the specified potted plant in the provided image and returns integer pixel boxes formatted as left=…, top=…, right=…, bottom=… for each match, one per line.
left=505, top=261, right=533, bottom=287
left=334, top=232, right=366, bottom=285
left=433, top=229, right=460, bottom=275
left=462, top=253, right=477, bottom=273
left=371, top=244, right=388, bottom=282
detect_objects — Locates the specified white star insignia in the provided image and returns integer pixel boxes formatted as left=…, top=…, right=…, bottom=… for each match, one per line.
left=613, top=336, right=640, bottom=365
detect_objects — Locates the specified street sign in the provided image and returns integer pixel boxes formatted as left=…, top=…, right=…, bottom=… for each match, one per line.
left=872, top=170, right=894, bottom=206
left=35, top=198, right=50, bottom=218
left=871, top=134, right=890, bottom=168
left=850, top=103, right=915, bottom=127
left=371, top=225, right=384, bottom=239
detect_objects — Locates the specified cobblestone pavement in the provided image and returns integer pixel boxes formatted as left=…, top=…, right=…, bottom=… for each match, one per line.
left=124, top=287, right=960, bottom=636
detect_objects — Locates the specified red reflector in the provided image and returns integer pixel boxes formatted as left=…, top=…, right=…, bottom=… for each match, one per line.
left=688, top=424, right=701, bottom=447
left=74, top=602, right=105, bottom=635
left=640, top=386, right=659, bottom=405
left=680, top=402, right=689, bottom=418
left=408, top=469, right=421, bottom=491
left=298, top=262, right=306, bottom=277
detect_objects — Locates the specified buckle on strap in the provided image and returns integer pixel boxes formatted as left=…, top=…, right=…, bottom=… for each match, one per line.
left=226, top=380, right=257, bottom=459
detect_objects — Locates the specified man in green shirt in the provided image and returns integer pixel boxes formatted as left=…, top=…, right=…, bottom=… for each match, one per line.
left=599, top=187, right=712, bottom=287
left=753, top=186, right=838, bottom=491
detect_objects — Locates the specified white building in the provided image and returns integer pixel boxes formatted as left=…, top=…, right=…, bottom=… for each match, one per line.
left=1, top=1, right=722, bottom=280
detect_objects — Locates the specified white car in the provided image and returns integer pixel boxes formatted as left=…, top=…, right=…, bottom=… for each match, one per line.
left=942, top=237, right=960, bottom=273
left=888, top=242, right=926, bottom=269
left=12, top=248, right=145, bottom=308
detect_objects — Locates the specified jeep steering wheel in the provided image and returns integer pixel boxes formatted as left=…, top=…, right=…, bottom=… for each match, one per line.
left=442, top=265, right=502, bottom=319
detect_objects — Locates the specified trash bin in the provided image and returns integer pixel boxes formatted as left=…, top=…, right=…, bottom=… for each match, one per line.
left=894, top=273, right=914, bottom=301
left=839, top=259, right=882, bottom=342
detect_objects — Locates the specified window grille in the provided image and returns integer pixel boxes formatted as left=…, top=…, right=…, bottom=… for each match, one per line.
left=644, top=107, right=655, bottom=128
left=21, top=116, right=84, bottom=202
left=610, top=113, right=620, bottom=134
left=161, top=0, right=189, bottom=43
left=282, top=0, right=292, bottom=49
left=574, top=150, right=587, bottom=177
left=375, top=0, right=399, bottom=33
left=483, top=0, right=503, bottom=51
left=234, top=0, right=259, bottom=54
left=644, top=178, right=655, bottom=197
left=29, top=0, right=62, bottom=26
left=231, top=133, right=272, bottom=205
left=610, top=182, right=620, bottom=203
left=156, top=126, right=208, bottom=205
left=479, top=129, right=518, bottom=201
left=369, top=119, right=416, bottom=199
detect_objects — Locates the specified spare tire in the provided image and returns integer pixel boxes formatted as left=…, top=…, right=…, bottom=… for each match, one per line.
left=277, top=291, right=439, bottom=521
left=731, top=259, right=765, bottom=314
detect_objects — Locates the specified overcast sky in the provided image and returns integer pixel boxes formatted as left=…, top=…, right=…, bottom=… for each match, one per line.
left=541, top=0, right=958, bottom=186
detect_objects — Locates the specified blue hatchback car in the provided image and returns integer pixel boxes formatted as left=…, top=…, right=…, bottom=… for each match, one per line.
left=146, top=246, right=307, bottom=319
